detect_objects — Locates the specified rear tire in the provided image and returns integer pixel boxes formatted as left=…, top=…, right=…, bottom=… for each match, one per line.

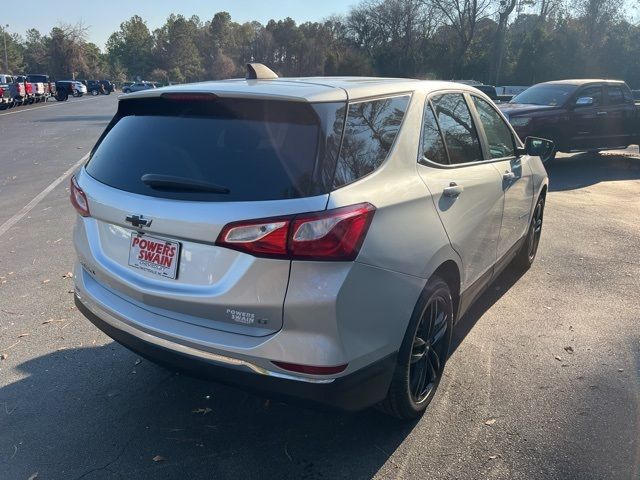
left=379, top=276, right=453, bottom=420
left=512, top=194, right=545, bottom=271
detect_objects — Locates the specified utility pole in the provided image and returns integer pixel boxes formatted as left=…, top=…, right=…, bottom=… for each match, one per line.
left=3, top=24, right=8, bottom=73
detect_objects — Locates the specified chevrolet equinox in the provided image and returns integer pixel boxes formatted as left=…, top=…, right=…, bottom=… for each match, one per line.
left=72, top=64, right=550, bottom=419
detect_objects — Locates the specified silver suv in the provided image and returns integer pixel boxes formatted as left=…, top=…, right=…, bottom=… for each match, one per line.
left=72, top=64, right=549, bottom=419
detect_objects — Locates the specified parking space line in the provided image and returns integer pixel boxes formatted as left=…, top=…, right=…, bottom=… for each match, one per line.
left=0, top=153, right=89, bottom=238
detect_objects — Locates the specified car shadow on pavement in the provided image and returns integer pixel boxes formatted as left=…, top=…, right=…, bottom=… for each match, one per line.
left=0, top=343, right=415, bottom=479
left=1, top=268, right=531, bottom=479
left=547, top=150, right=640, bottom=192
left=450, top=266, right=525, bottom=355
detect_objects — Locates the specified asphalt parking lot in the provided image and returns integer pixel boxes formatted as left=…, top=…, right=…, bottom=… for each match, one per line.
left=0, top=95, right=638, bottom=480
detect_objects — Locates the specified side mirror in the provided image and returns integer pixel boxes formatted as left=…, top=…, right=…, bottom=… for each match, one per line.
left=520, top=136, right=554, bottom=158
left=575, top=96, right=593, bottom=107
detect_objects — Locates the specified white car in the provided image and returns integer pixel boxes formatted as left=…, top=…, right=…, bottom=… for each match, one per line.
left=73, top=81, right=87, bottom=97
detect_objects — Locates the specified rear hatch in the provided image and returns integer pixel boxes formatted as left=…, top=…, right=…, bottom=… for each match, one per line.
left=78, top=93, right=345, bottom=336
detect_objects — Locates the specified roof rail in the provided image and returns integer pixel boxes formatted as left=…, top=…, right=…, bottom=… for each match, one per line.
left=246, top=63, right=278, bottom=80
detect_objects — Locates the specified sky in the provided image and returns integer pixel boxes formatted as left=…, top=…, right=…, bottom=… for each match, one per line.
left=4, top=0, right=355, bottom=50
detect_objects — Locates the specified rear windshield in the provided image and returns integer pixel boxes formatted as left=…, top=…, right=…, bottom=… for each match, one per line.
left=86, top=97, right=345, bottom=202
left=510, top=84, right=576, bottom=106
left=27, top=75, right=48, bottom=83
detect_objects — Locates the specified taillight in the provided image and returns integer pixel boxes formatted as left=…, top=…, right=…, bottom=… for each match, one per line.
left=215, top=203, right=375, bottom=261
left=70, top=176, right=90, bottom=217
left=0, top=87, right=4, bottom=96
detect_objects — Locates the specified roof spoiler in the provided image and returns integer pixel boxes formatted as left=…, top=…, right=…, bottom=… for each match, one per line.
left=246, top=63, right=278, bottom=80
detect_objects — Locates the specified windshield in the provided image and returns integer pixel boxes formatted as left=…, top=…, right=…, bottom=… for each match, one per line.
left=510, top=84, right=576, bottom=106
left=86, top=98, right=345, bottom=202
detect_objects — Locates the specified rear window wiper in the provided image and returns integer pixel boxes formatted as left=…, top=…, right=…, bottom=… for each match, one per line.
left=141, top=174, right=230, bottom=194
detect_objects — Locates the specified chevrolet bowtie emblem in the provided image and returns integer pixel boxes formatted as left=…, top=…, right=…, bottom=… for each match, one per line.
left=125, top=215, right=153, bottom=228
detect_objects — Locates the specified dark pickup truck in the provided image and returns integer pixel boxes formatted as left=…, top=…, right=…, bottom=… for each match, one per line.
left=499, top=79, right=640, bottom=163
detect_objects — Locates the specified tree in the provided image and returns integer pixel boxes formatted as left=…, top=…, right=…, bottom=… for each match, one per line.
left=492, top=0, right=518, bottom=83
left=0, top=27, right=25, bottom=73
left=153, top=14, right=203, bottom=82
left=46, top=23, right=90, bottom=79
left=22, top=29, right=47, bottom=73
left=428, top=0, right=493, bottom=77
left=106, top=16, right=154, bottom=79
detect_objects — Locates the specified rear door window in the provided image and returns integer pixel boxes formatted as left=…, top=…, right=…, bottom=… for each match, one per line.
left=86, top=98, right=345, bottom=202
left=606, top=86, right=625, bottom=105
left=333, top=95, right=410, bottom=187
left=431, top=93, right=483, bottom=164
left=420, top=103, right=449, bottom=165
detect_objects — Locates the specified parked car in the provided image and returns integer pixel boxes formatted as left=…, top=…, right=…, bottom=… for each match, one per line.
left=0, top=74, right=14, bottom=109
left=631, top=89, right=640, bottom=102
left=472, top=85, right=513, bottom=103
left=15, top=75, right=36, bottom=104
left=87, top=80, right=115, bottom=95
left=1, top=74, right=25, bottom=106
left=122, top=81, right=155, bottom=93
left=0, top=83, right=11, bottom=109
left=72, top=64, right=549, bottom=419
left=26, top=74, right=55, bottom=102
left=73, top=81, right=87, bottom=96
left=54, top=80, right=76, bottom=101
left=500, top=79, right=640, bottom=163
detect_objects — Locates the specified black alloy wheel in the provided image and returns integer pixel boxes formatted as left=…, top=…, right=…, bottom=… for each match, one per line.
left=380, top=276, right=453, bottom=419
left=513, top=194, right=545, bottom=270
left=409, top=295, right=450, bottom=405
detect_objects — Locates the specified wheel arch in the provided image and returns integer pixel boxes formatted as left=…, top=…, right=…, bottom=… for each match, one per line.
left=430, top=260, right=461, bottom=322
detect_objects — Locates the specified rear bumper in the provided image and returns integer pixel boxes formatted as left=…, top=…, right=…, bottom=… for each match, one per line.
left=75, top=294, right=397, bottom=412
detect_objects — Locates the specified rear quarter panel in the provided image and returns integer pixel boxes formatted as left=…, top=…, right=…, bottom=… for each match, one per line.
left=326, top=88, right=461, bottom=281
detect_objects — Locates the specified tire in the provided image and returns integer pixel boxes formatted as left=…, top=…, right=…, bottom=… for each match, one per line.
left=512, top=194, right=545, bottom=271
left=379, top=276, right=454, bottom=420
left=122, top=89, right=130, bottom=94
left=91, top=89, right=98, bottom=96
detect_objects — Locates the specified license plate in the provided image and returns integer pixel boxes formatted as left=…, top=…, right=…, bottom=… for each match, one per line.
left=128, top=233, right=180, bottom=279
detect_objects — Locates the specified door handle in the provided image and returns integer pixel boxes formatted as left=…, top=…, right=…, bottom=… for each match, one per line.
left=596, top=111, right=608, bottom=116
left=503, top=171, right=516, bottom=181
left=443, top=182, right=464, bottom=197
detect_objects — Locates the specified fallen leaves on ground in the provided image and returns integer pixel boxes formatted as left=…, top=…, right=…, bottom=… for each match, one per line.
left=554, top=355, right=562, bottom=361
left=152, top=455, right=166, bottom=463
left=17, top=333, right=29, bottom=338
left=42, top=318, right=66, bottom=325
left=192, top=407, right=212, bottom=415
left=1, top=353, right=7, bottom=360
left=27, top=473, right=38, bottom=480
left=42, top=279, right=50, bottom=284
left=564, top=346, right=574, bottom=353
left=484, top=418, right=496, bottom=426
left=62, top=272, right=73, bottom=279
